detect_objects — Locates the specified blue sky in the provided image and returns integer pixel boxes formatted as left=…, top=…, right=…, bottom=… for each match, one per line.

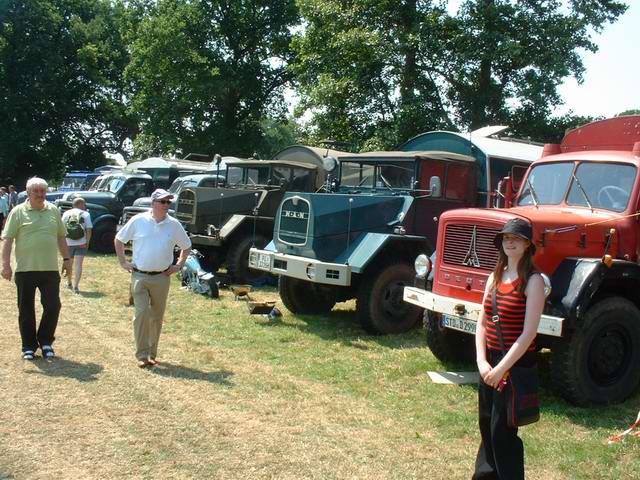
left=556, top=1, right=640, bottom=117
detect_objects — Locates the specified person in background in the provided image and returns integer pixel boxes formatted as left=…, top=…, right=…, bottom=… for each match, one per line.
left=473, top=218, right=545, bottom=480
left=1, top=177, right=70, bottom=360
left=114, top=188, right=191, bottom=368
left=61, top=197, right=92, bottom=293
left=8, top=185, right=18, bottom=210
left=0, top=187, right=9, bottom=228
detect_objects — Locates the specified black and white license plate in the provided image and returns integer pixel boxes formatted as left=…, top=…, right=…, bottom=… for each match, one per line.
left=442, top=314, right=477, bottom=334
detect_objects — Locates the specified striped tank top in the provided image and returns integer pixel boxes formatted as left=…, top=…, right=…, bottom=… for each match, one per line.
left=483, top=278, right=536, bottom=352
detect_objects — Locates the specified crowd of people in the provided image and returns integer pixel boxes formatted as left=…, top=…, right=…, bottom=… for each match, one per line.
left=0, top=177, right=541, bottom=479
left=0, top=185, right=18, bottom=228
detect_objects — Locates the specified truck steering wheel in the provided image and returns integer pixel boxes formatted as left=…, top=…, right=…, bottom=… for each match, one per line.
left=597, top=185, right=627, bottom=209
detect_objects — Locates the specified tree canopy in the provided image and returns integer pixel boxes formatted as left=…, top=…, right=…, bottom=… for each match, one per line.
left=0, top=0, right=133, bottom=184
left=291, top=0, right=628, bottom=148
left=0, top=0, right=633, bottom=185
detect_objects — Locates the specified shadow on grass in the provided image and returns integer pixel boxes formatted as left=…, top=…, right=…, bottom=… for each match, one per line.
left=27, top=357, right=103, bottom=382
left=75, top=291, right=106, bottom=299
left=147, top=362, right=234, bottom=386
left=258, top=307, right=426, bottom=350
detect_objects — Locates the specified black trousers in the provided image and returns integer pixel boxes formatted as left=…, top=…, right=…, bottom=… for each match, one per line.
left=473, top=350, right=536, bottom=480
left=15, top=271, right=61, bottom=352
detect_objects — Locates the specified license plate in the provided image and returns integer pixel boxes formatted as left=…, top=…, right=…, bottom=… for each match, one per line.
left=256, top=252, right=271, bottom=270
left=442, top=314, right=477, bottom=334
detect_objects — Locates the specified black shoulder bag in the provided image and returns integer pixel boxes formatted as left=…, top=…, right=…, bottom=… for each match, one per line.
left=492, top=288, right=540, bottom=427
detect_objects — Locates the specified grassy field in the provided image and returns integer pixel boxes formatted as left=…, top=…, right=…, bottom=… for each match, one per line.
left=0, top=252, right=638, bottom=479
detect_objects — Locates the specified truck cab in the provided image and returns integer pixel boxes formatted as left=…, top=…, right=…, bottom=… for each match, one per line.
left=249, top=128, right=542, bottom=335
left=404, top=115, right=640, bottom=405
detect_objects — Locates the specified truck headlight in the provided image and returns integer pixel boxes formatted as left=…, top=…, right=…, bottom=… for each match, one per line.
left=414, top=254, right=432, bottom=278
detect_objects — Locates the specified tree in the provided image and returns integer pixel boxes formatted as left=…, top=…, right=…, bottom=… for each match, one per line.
left=291, top=0, right=627, bottom=149
left=0, top=0, right=134, bottom=185
left=124, top=0, right=298, bottom=159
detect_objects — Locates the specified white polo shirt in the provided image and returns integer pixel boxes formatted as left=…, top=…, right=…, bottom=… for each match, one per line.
left=116, top=211, right=191, bottom=272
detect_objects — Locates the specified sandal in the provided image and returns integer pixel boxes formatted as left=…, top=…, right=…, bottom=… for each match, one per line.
left=22, top=350, right=35, bottom=360
left=41, top=345, right=55, bottom=359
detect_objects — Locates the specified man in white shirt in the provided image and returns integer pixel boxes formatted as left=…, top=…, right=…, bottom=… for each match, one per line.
left=61, top=197, right=93, bottom=293
left=114, top=188, right=191, bottom=368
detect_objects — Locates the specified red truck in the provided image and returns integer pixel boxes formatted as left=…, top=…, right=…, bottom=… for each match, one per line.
left=404, top=115, right=640, bottom=405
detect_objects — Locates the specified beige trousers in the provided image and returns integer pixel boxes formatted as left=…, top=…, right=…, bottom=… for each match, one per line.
left=131, top=272, right=171, bottom=361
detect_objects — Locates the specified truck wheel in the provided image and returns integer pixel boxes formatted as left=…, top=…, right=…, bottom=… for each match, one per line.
left=278, top=276, right=336, bottom=314
left=551, top=297, right=640, bottom=405
left=226, top=234, right=268, bottom=284
left=90, top=220, right=116, bottom=253
left=356, top=263, right=421, bottom=335
left=423, top=311, right=475, bottom=363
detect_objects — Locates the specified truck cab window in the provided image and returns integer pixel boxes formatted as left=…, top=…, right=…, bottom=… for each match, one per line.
left=567, top=163, right=635, bottom=212
left=445, top=164, right=471, bottom=200
left=377, top=163, right=414, bottom=189
left=340, top=162, right=375, bottom=188
left=518, top=162, right=573, bottom=206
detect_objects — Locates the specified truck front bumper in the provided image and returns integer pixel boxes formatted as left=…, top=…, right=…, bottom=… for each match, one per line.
left=403, top=286, right=564, bottom=338
left=249, top=248, right=352, bottom=286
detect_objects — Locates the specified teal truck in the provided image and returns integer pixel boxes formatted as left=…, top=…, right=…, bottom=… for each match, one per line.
left=249, top=127, right=542, bottom=334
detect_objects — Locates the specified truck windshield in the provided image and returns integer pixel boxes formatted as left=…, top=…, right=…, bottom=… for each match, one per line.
left=518, top=163, right=573, bottom=206
left=226, top=166, right=270, bottom=186
left=518, top=161, right=636, bottom=212
left=61, top=176, right=87, bottom=189
left=340, top=162, right=375, bottom=188
left=567, top=163, right=635, bottom=212
left=101, top=176, right=126, bottom=193
left=377, top=163, right=414, bottom=189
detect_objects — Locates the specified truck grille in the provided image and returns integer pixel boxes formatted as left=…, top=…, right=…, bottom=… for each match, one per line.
left=278, top=196, right=310, bottom=245
left=56, top=201, right=72, bottom=215
left=176, top=190, right=196, bottom=224
left=122, top=206, right=149, bottom=224
left=442, top=223, right=500, bottom=271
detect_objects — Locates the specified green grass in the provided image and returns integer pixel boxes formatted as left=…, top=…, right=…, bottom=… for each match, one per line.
left=0, top=253, right=638, bottom=479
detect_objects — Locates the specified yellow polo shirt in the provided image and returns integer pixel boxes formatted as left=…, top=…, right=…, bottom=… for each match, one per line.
left=1, top=201, right=65, bottom=272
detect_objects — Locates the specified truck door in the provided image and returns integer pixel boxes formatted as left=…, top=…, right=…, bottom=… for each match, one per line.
left=411, top=160, right=477, bottom=239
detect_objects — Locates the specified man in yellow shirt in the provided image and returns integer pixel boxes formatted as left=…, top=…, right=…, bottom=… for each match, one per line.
left=1, top=177, right=71, bottom=360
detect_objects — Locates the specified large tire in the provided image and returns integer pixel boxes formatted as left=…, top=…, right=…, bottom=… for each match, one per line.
left=90, top=219, right=116, bottom=253
left=551, top=297, right=640, bottom=405
left=278, top=276, right=337, bottom=314
left=423, top=310, right=475, bottom=363
left=226, top=234, right=268, bottom=284
left=356, top=262, right=421, bottom=335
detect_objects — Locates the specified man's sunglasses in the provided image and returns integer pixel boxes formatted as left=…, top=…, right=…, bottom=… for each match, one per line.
left=156, top=199, right=172, bottom=205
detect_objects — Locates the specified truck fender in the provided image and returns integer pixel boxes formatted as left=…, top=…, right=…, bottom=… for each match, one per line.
left=341, top=233, right=432, bottom=274
left=218, top=215, right=273, bottom=240
left=549, top=258, right=640, bottom=329
left=92, top=214, right=120, bottom=227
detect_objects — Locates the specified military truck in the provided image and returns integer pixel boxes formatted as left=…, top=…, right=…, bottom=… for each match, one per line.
left=249, top=128, right=542, bottom=334
left=403, top=115, right=640, bottom=405
left=57, top=155, right=215, bottom=252
left=120, top=173, right=223, bottom=225
left=176, top=147, right=347, bottom=284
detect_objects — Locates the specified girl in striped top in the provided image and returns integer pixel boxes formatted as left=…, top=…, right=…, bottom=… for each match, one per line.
left=473, top=218, right=545, bottom=480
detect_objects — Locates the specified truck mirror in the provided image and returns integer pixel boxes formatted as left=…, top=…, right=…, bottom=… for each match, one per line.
left=429, top=176, right=442, bottom=198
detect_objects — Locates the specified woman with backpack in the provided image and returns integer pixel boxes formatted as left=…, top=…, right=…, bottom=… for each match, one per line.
left=61, top=197, right=92, bottom=293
